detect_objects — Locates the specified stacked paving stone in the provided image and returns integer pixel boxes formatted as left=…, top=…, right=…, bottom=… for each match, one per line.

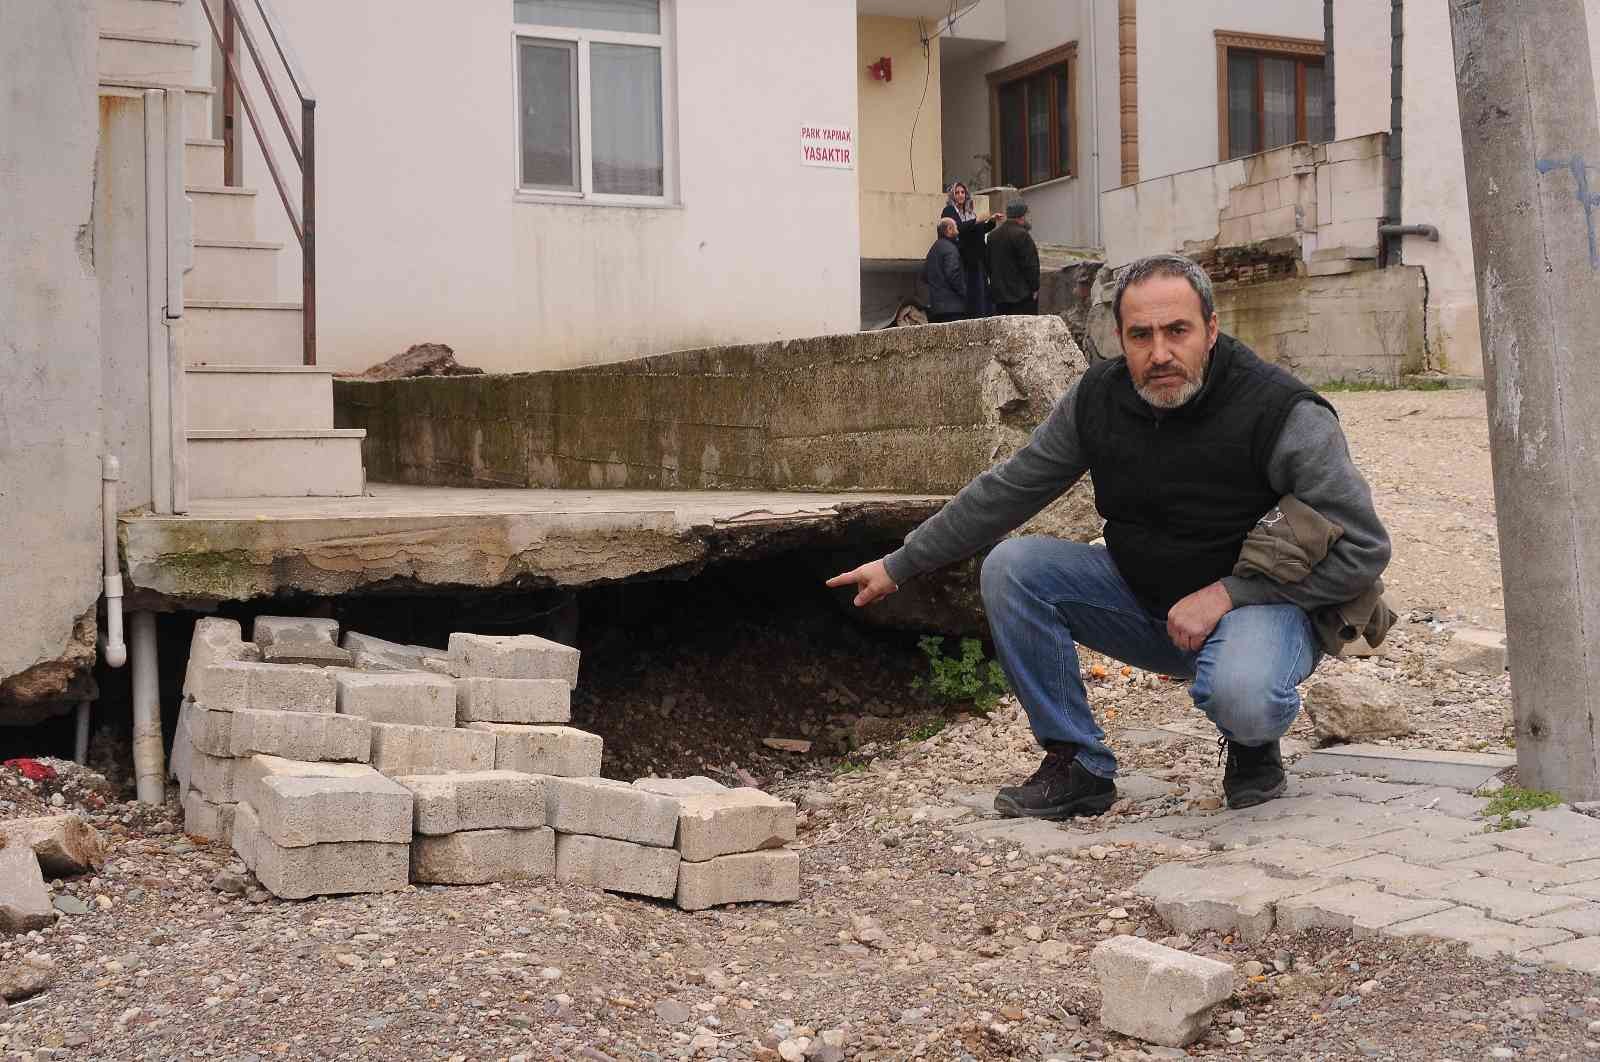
left=174, top=621, right=801, bottom=908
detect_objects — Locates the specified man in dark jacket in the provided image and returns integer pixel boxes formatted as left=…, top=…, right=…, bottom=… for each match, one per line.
left=828, top=254, right=1391, bottom=818
left=922, top=218, right=967, bottom=323
left=987, top=200, right=1041, bottom=314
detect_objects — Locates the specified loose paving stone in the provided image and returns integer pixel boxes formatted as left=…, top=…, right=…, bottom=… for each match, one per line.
left=368, top=722, right=495, bottom=776
left=0, top=834, right=55, bottom=933
left=1435, top=626, right=1508, bottom=674
left=192, top=705, right=370, bottom=763
left=243, top=767, right=413, bottom=848
left=182, top=617, right=260, bottom=698
left=252, top=615, right=353, bottom=666
left=466, top=723, right=603, bottom=777
left=455, top=677, right=571, bottom=724
left=545, top=778, right=678, bottom=847
left=1439, top=877, right=1585, bottom=922
left=1091, top=936, right=1233, bottom=1047
left=1303, top=674, right=1413, bottom=742
left=410, top=827, right=555, bottom=884
left=1441, top=849, right=1595, bottom=887
left=395, top=771, right=546, bottom=834
left=341, top=631, right=436, bottom=671
left=1348, top=827, right=1499, bottom=866
left=1334, top=852, right=1478, bottom=897
left=1380, top=906, right=1571, bottom=959
left=334, top=670, right=457, bottom=727
left=1529, top=937, right=1600, bottom=974
left=1136, top=861, right=1323, bottom=942
left=0, top=814, right=105, bottom=876
left=231, top=802, right=409, bottom=899
left=1276, top=881, right=1454, bottom=937
left=675, top=850, right=800, bottom=910
left=188, top=751, right=241, bottom=802
left=635, top=778, right=797, bottom=861
left=1525, top=902, right=1600, bottom=936
left=447, top=632, right=581, bottom=687
left=554, top=834, right=680, bottom=900
left=1295, top=744, right=1514, bottom=789
left=191, top=661, right=338, bottom=714
left=180, top=791, right=236, bottom=843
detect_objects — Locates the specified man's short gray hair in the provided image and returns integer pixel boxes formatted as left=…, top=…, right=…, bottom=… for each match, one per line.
left=1111, top=254, right=1216, bottom=330
left=937, top=217, right=957, bottom=237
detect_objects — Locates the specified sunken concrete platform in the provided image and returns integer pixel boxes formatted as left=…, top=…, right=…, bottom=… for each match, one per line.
left=119, top=486, right=945, bottom=604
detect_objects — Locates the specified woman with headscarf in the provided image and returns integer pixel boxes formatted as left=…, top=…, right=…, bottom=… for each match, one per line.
left=940, top=181, right=999, bottom=318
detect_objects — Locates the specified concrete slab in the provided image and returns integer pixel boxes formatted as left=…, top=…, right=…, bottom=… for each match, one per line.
left=1276, top=881, right=1454, bottom=938
left=675, top=850, right=801, bottom=911
left=410, top=827, right=555, bottom=885
left=1439, top=849, right=1596, bottom=887
left=1530, top=937, right=1600, bottom=973
left=1136, top=862, right=1325, bottom=942
left=121, top=487, right=945, bottom=603
left=1379, top=907, right=1571, bottom=959
left=1524, top=903, right=1600, bottom=937
left=1294, top=744, right=1514, bottom=789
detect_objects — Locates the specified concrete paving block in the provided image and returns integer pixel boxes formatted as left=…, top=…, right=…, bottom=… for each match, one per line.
left=215, top=707, right=371, bottom=763
left=1276, top=881, right=1454, bottom=937
left=410, top=827, right=555, bottom=884
left=188, top=705, right=233, bottom=757
left=651, top=786, right=798, bottom=862
left=252, top=615, right=353, bottom=666
left=1527, top=806, right=1600, bottom=841
left=1213, top=838, right=1367, bottom=877
left=368, top=723, right=495, bottom=777
left=238, top=753, right=377, bottom=790
left=182, top=617, right=260, bottom=698
left=1551, top=868, right=1600, bottom=901
left=190, top=751, right=241, bottom=802
left=1091, top=936, right=1233, bottom=1048
left=394, top=771, right=546, bottom=834
left=1436, top=627, right=1507, bottom=675
left=1334, top=852, right=1477, bottom=897
left=447, top=632, right=580, bottom=687
left=1529, top=936, right=1600, bottom=973
left=1394, top=811, right=1492, bottom=841
left=1293, top=744, right=1514, bottom=790
left=1287, top=774, right=1430, bottom=804
left=1349, top=827, right=1498, bottom=866
left=546, top=777, right=678, bottom=847
left=192, top=661, right=338, bottom=714
left=676, top=850, right=800, bottom=911
left=1440, top=876, right=1582, bottom=922
left=465, top=723, right=602, bottom=777
left=1380, top=906, right=1572, bottom=959
left=0, top=836, right=55, bottom=933
left=335, top=671, right=457, bottom=727
left=1490, top=826, right=1600, bottom=865
left=1136, top=861, right=1324, bottom=942
left=554, top=833, right=680, bottom=900
left=455, top=677, right=571, bottom=724
left=181, top=791, right=236, bottom=843
left=1382, top=786, right=1490, bottom=818
left=633, top=776, right=728, bottom=798
left=341, top=631, right=436, bottom=672
left=243, top=768, right=413, bottom=848
left=0, top=815, right=105, bottom=877
left=231, top=802, right=409, bottom=900
left=1523, top=902, right=1600, bottom=936
left=1440, top=849, right=1596, bottom=887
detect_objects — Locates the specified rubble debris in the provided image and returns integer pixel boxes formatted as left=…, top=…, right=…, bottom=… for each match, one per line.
left=1303, top=674, right=1413, bottom=743
left=353, top=342, right=484, bottom=381
left=1436, top=627, right=1508, bottom=675
left=1092, top=936, right=1234, bottom=1047
left=0, top=836, right=54, bottom=933
left=0, top=814, right=104, bottom=876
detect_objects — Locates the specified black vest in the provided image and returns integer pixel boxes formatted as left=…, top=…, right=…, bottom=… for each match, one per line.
left=1075, top=334, right=1332, bottom=617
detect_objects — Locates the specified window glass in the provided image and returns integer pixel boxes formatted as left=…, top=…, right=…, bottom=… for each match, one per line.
left=1305, top=62, right=1327, bottom=142
left=999, top=81, right=1026, bottom=186
left=1054, top=66, right=1071, bottom=175
left=1262, top=56, right=1297, bottom=150
left=519, top=39, right=579, bottom=190
left=591, top=43, right=663, bottom=196
left=513, top=0, right=660, bottom=33
left=1227, top=51, right=1259, bottom=158
left=1026, top=72, right=1052, bottom=186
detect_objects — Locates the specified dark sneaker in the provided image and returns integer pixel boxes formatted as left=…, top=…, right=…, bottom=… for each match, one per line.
left=1221, top=738, right=1287, bottom=809
left=994, top=748, right=1118, bottom=820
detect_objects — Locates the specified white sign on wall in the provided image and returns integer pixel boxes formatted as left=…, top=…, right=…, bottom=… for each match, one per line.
left=800, top=124, right=855, bottom=169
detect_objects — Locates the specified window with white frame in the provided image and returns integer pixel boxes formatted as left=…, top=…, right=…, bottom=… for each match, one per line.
left=514, top=0, right=669, bottom=200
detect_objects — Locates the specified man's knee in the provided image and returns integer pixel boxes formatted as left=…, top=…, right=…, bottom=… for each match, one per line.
left=1193, top=660, right=1300, bottom=744
left=979, top=537, right=1036, bottom=607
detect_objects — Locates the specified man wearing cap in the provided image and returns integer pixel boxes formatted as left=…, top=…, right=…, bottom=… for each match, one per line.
left=987, top=199, right=1041, bottom=315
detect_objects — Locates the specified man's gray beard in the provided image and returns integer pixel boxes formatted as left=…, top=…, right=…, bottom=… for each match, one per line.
left=1136, top=374, right=1202, bottom=409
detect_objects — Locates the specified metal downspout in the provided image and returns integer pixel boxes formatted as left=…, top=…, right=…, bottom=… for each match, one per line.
left=1384, top=0, right=1404, bottom=267
left=1324, top=0, right=1336, bottom=141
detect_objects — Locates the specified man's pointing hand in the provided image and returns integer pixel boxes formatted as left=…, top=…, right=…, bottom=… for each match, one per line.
left=825, top=559, right=899, bottom=607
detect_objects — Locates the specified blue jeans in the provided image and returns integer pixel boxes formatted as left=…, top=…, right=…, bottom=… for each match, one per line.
left=980, top=537, right=1321, bottom=780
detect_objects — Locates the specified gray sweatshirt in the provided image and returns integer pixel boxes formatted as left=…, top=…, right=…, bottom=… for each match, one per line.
left=882, top=379, right=1392, bottom=613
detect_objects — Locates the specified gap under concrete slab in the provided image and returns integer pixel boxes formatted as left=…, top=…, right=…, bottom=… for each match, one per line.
left=1294, top=743, right=1515, bottom=790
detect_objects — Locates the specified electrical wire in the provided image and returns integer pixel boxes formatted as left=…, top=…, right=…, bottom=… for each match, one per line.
left=943, top=0, right=986, bottom=38
left=909, top=16, right=931, bottom=193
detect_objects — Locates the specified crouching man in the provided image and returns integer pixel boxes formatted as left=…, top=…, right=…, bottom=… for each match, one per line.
left=828, top=254, right=1391, bottom=817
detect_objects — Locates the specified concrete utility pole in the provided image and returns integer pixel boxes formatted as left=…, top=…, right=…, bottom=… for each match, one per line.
left=1448, top=0, right=1600, bottom=800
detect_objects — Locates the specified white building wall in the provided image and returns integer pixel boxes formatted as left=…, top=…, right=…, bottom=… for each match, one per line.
left=232, top=0, right=860, bottom=375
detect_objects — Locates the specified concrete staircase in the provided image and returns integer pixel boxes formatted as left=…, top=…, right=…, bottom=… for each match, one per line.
left=97, top=0, right=365, bottom=500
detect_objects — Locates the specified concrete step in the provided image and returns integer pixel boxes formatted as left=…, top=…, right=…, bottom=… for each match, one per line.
left=97, top=0, right=188, bottom=40
left=187, top=429, right=367, bottom=499
left=98, top=31, right=201, bottom=82
left=180, top=301, right=304, bottom=366
left=189, top=239, right=282, bottom=302
left=188, top=185, right=258, bottom=242
left=185, top=365, right=334, bottom=431
left=99, top=79, right=213, bottom=138
left=184, top=137, right=223, bottom=184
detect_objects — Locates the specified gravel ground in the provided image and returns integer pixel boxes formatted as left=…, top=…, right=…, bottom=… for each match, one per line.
left=4, top=388, right=1575, bottom=1062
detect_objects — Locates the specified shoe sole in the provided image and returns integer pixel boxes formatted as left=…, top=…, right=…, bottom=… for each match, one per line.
left=1225, top=775, right=1288, bottom=810
left=993, top=789, right=1118, bottom=820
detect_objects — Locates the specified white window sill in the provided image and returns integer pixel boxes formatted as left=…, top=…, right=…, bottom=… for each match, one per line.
left=514, top=190, right=684, bottom=210
left=1013, top=173, right=1077, bottom=193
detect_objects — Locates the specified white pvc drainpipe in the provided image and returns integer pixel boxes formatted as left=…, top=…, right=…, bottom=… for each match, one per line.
left=101, top=455, right=127, bottom=668
left=130, top=612, right=165, bottom=804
